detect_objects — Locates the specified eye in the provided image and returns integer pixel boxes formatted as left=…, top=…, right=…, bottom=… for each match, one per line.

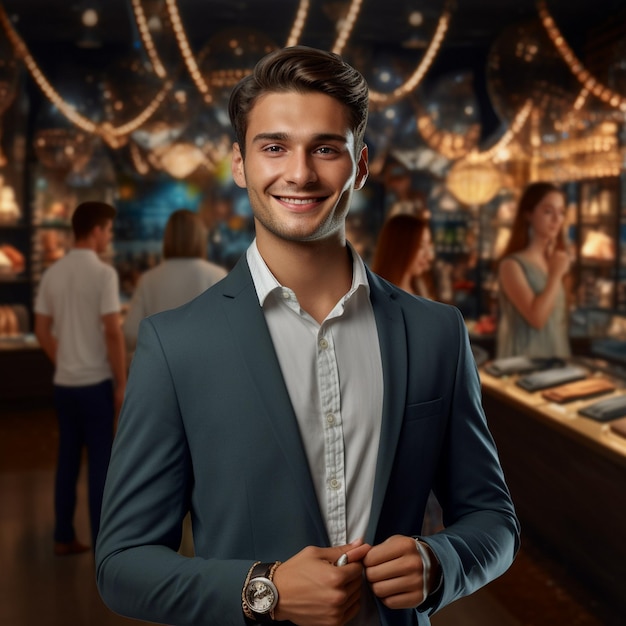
left=263, top=145, right=284, bottom=153
left=315, top=145, right=341, bottom=157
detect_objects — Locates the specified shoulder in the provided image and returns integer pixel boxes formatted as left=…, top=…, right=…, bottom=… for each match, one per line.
left=193, top=259, right=228, bottom=278
left=369, top=269, right=462, bottom=323
left=499, top=253, right=526, bottom=276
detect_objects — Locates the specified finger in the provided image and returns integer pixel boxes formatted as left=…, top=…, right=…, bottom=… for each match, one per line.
left=345, top=542, right=371, bottom=564
left=331, top=538, right=367, bottom=566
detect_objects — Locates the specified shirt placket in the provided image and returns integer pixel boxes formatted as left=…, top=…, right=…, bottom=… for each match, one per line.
left=317, top=325, right=346, bottom=546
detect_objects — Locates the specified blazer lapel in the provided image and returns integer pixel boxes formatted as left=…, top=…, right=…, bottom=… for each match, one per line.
left=219, top=258, right=329, bottom=544
left=366, top=271, right=409, bottom=543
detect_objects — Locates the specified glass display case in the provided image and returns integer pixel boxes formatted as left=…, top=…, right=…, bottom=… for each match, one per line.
left=573, top=177, right=621, bottom=310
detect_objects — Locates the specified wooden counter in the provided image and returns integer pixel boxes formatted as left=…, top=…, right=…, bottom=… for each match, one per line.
left=480, top=367, right=626, bottom=614
left=0, top=337, right=54, bottom=409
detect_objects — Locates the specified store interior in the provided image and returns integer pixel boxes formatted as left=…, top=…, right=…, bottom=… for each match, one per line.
left=1, top=0, right=626, bottom=624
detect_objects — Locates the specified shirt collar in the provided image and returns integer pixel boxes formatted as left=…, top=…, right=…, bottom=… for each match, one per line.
left=246, top=239, right=370, bottom=307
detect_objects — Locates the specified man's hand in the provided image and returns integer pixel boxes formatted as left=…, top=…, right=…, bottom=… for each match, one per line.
left=272, top=540, right=371, bottom=626
left=363, top=535, right=437, bottom=610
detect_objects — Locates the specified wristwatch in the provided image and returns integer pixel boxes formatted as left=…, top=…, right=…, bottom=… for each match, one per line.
left=242, top=561, right=281, bottom=622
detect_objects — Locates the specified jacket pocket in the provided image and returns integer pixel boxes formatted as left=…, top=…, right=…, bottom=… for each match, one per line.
left=405, top=397, right=443, bottom=422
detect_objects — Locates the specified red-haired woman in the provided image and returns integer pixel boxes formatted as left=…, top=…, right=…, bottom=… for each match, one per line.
left=496, top=182, right=572, bottom=359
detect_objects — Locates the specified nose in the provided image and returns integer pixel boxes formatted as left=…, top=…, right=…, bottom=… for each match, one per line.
left=285, top=149, right=318, bottom=186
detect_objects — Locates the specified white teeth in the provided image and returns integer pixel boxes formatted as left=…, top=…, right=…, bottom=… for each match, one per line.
left=279, top=197, right=316, bottom=205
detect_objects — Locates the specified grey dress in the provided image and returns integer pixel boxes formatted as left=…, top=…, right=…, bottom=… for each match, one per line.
left=496, top=254, right=571, bottom=359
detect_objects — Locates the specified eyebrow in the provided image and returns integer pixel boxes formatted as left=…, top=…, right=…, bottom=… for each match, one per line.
left=251, top=132, right=349, bottom=144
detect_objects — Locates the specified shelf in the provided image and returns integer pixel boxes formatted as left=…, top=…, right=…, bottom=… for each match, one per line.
left=0, top=273, right=28, bottom=284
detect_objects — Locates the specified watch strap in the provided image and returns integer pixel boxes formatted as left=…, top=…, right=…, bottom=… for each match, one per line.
left=242, top=561, right=281, bottom=623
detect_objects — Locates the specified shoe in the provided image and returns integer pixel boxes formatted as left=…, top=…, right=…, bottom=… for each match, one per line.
left=54, top=539, right=90, bottom=556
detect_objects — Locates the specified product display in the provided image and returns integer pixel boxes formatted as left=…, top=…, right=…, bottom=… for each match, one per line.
left=484, top=355, right=565, bottom=377
left=515, top=366, right=588, bottom=392
left=0, top=244, right=25, bottom=274
left=541, top=377, right=616, bottom=403
left=578, top=394, right=626, bottom=422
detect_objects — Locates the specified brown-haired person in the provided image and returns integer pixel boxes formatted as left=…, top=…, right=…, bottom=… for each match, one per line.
left=496, top=181, right=572, bottom=359
left=371, top=213, right=435, bottom=298
left=122, top=209, right=227, bottom=350
left=34, top=201, right=126, bottom=556
left=96, top=46, right=518, bottom=626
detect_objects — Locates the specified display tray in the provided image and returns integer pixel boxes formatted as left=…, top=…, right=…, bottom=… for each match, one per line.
left=515, top=366, right=588, bottom=392
left=578, top=394, right=626, bottom=422
left=483, top=355, right=565, bottom=377
left=541, top=377, right=616, bottom=403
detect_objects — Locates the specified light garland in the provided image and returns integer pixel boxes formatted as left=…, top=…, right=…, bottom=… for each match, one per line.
left=285, top=0, right=311, bottom=48
left=166, top=0, right=313, bottom=102
left=165, top=0, right=212, bottom=102
left=467, top=99, right=534, bottom=163
left=0, top=4, right=172, bottom=149
left=131, top=0, right=167, bottom=79
left=416, top=107, right=481, bottom=161
left=537, top=0, right=626, bottom=112
left=331, top=0, right=363, bottom=55
left=369, top=1, right=453, bottom=107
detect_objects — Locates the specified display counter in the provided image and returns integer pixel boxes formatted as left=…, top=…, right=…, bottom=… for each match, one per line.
left=0, top=335, right=54, bottom=408
left=480, top=360, right=626, bottom=614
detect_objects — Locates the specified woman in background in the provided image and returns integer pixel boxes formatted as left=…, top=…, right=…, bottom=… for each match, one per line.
left=496, top=181, right=571, bottom=359
left=123, top=209, right=227, bottom=350
left=370, top=212, right=434, bottom=298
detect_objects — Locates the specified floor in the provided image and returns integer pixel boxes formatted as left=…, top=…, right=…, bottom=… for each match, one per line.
left=0, top=406, right=622, bottom=626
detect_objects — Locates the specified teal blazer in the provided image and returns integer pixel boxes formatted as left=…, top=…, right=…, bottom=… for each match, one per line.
left=96, top=256, right=519, bottom=626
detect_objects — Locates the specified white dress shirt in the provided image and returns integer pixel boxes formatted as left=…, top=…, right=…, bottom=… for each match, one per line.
left=247, top=241, right=383, bottom=625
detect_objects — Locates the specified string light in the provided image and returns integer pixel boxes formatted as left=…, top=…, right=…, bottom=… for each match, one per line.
left=285, top=0, right=310, bottom=48
left=369, top=1, right=453, bottom=106
left=537, top=0, right=626, bottom=113
left=164, top=0, right=212, bottom=103
left=0, top=3, right=172, bottom=148
left=131, top=0, right=167, bottom=79
left=331, top=0, right=363, bottom=55
left=467, top=99, right=533, bottom=163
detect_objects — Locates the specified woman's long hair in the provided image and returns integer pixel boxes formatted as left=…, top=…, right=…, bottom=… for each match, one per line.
left=371, top=213, right=429, bottom=286
left=500, top=182, right=567, bottom=259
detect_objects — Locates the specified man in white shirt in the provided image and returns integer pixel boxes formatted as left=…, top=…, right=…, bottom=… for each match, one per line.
left=35, top=201, right=126, bottom=556
left=96, top=47, right=519, bottom=625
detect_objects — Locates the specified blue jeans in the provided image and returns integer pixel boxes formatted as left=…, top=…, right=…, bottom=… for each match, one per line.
left=53, top=380, right=114, bottom=545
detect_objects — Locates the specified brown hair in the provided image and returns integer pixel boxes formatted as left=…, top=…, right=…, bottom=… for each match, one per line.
left=71, top=201, right=116, bottom=240
left=228, top=45, right=369, bottom=158
left=500, top=181, right=567, bottom=258
left=371, top=214, right=429, bottom=286
left=162, top=209, right=208, bottom=260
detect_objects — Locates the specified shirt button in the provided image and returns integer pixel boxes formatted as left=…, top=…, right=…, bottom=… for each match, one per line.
left=282, top=290, right=291, bottom=300
left=326, top=413, right=335, bottom=425
left=319, top=338, right=329, bottom=350
left=329, top=478, right=341, bottom=490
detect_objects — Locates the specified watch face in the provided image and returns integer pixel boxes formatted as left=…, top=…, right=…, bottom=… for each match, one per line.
left=246, top=577, right=276, bottom=613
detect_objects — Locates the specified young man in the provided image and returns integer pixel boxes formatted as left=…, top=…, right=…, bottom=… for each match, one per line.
left=35, top=201, right=126, bottom=555
left=96, top=47, right=519, bottom=625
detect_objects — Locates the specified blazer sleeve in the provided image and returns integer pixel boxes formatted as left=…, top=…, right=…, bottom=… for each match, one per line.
left=419, top=305, right=521, bottom=615
left=95, top=317, right=251, bottom=626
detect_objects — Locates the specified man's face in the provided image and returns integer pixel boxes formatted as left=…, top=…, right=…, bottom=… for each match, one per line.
left=231, top=91, right=368, bottom=247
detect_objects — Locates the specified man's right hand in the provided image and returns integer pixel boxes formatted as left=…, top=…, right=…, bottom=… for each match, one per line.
left=272, top=540, right=371, bottom=626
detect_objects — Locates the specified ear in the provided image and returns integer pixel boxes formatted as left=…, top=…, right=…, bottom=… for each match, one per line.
left=354, top=144, right=369, bottom=191
left=231, top=143, right=247, bottom=189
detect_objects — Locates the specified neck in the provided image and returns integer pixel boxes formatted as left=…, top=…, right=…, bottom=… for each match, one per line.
left=74, top=240, right=96, bottom=252
left=256, top=235, right=353, bottom=324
